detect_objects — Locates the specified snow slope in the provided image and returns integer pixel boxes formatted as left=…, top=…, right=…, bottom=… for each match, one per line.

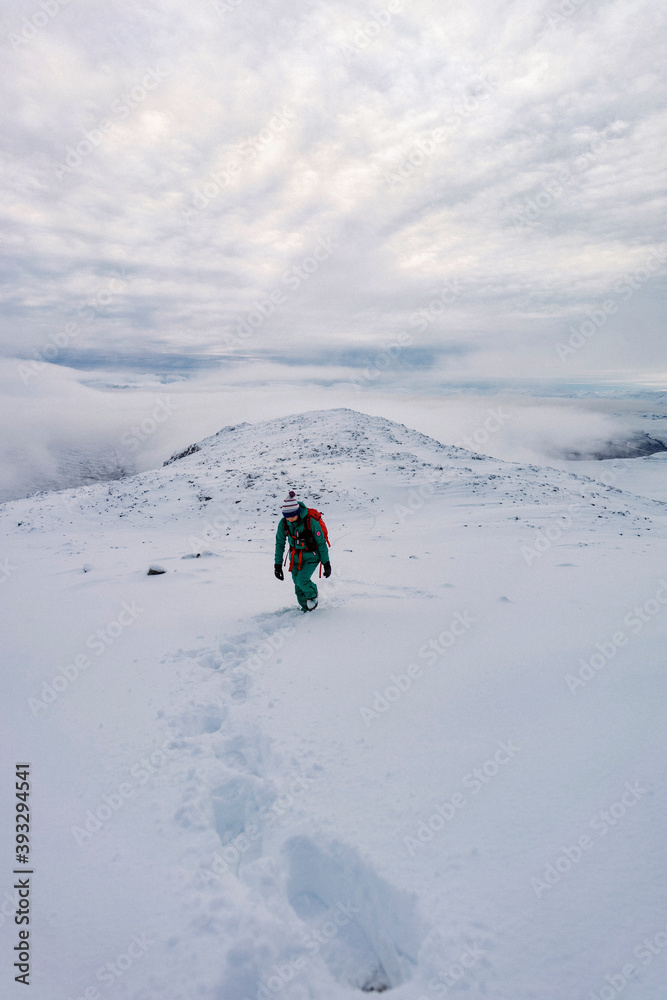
left=3, top=407, right=667, bottom=1000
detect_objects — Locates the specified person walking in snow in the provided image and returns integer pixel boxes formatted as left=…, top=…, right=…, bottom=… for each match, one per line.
left=274, top=491, right=331, bottom=612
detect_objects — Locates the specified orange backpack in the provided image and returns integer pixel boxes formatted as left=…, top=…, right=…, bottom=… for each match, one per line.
left=305, top=508, right=330, bottom=548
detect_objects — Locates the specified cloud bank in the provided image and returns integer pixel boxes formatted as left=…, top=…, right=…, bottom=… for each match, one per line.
left=2, top=356, right=664, bottom=502
left=2, top=0, right=666, bottom=381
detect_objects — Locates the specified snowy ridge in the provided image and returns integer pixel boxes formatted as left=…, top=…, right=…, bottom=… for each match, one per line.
left=3, top=407, right=663, bottom=538
left=3, top=408, right=667, bottom=1000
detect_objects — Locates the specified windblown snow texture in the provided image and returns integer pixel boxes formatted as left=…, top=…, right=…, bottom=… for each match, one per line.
left=2, top=407, right=667, bottom=1000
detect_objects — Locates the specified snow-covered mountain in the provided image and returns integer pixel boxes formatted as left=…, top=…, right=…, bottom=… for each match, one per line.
left=3, top=408, right=667, bottom=1000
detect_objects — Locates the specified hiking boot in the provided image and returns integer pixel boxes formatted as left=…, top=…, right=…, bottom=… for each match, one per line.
left=306, top=598, right=318, bottom=611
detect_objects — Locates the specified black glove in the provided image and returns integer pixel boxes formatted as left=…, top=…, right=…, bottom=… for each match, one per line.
left=323, top=562, right=331, bottom=578
left=274, top=564, right=284, bottom=581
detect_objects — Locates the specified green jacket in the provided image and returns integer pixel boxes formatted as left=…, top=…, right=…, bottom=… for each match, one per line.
left=274, top=502, right=330, bottom=566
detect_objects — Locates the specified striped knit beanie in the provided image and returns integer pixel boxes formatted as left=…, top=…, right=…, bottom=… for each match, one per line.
left=281, top=491, right=300, bottom=517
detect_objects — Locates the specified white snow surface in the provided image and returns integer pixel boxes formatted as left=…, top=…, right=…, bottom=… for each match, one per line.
left=3, top=407, right=667, bottom=1000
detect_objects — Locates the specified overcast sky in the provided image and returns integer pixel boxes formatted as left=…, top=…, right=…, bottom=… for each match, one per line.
left=2, top=0, right=666, bottom=384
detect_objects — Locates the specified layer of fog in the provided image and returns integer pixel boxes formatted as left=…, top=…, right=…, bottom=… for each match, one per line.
left=1, top=359, right=665, bottom=503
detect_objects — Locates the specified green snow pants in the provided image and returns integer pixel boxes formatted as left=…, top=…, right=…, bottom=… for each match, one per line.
left=291, top=551, right=321, bottom=610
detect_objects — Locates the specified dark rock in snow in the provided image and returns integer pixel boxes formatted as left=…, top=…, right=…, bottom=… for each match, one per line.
left=163, top=443, right=201, bottom=466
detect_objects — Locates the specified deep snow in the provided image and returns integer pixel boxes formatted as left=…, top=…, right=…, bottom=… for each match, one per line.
left=2, top=407, right=667, bottom=1000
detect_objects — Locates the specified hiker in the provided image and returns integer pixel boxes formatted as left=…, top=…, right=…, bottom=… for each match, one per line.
left=274, top=491, right=331, bottom=611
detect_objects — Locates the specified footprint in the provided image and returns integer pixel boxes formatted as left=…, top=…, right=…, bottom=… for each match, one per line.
left=198, top=650, right=224, bottom=670
left=229, top=671, right=250, bottom=703
left=213, top=612, right=298, bottom=676
left=283, top=835, right=426, bottom=992
left=210, top=775, right=271, bottom=866
left=213, top=735, right=251, bottom=772
left=175, top=702, right=226, bottom=736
